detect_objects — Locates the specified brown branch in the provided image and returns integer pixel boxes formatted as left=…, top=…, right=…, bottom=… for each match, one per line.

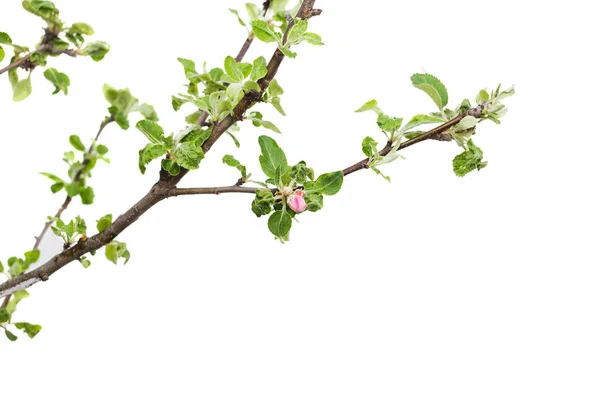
left=0, top=56, right=29, bottom=76
left=0, top=0, right=319, bottom=300
left=0, top=45, right=78, bottom=76
left=167, top=185, right=265, bottom=197
left=343, top=105, right=486, bottom=176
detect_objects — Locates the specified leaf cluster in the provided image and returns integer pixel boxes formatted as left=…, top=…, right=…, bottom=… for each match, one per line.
left=1, top=1, right=110, bottom=102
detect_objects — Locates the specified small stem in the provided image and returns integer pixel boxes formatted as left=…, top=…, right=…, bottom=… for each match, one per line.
left=0, top=55, right=30, bottom=76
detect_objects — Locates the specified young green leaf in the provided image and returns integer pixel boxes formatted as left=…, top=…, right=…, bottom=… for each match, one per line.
left=14, top=322, right=42, bottom=338
left=69, top=135, right=85, bottom=151
left=222, top=154, right=248, bottom=180
left=12, top=76, right=32, bottom=102
left=0, top=32, right=12, bottom=44
left=250, top=20, right=279, bottom=43
left=5, top=329, right=18, bottom=341
left=0, top=46, right=5, bottom=63
left=268, top=210, right=292, bottom=241
left=43, top=68, right=70, bottom=95
left=402, top=114, right=444, bottom=133
left=258, top=135, right=288, bottom=179
left=355, top=99, right=382, bottom=114
left=224, top=56, right=244, bottom=83
left=174, top=141, right=205, bottom=170
left=136, top=120, right=166, bottom=144
left=252, top=189, right=275, bottom=217
left=452, top=139, right=486, bottom=177
left=410, top=73, right=449, bottom=110
left=96, top=214, right=113, bottom=233
left=377, top=114, right=403, bottom=133
left=250, top=56, right=268, bottom=81
left=362, top=136, right=378, bottom=157
left=138, top=143, right=166, bottom=174
left=81, top=41, right=110, bottom=61
left=313, top=171, right=344, bottom=195
left=69, top=22, right=94, bottom=35
left=229, top=8, right=247, bottom=27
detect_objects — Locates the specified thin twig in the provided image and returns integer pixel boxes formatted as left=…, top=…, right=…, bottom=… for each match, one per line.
left=0, top=117, right=113, bottom=309
left=343, top=106, right=486, bottom=176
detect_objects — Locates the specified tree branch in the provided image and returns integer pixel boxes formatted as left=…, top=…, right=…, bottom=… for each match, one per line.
left=0, top=0, right=320, bottom=299
left=167, top=186, right=265, bottom=197
left=0, top=45, right=78, bottom=76
left=342, top=104, right=487, bottom=176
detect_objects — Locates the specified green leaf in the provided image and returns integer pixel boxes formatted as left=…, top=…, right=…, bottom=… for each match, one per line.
left=362, top=136, right=378, bottom=157
left=0, top=308, right=9, bottom=323
left=69, top=22, right=94, bottom=35
left=174, top=141, right=204, bottom=170
left=14, top=322, right=42, bottom=338
left=250, top=20, right=279, bottom=43
left=229, top=8, right=247, bottom=27
left=0, top=260, right=4, bottom=273
left=81, top=41, right=110, bottom=61
left=305, top=192, right=324, bottom=212
left=303, top=32, right=324, bottom=46
left=50, top=182, right=64, bottom=193
left=252, top=189, right=275, bottom=217
left=40, top=172, right=64, bottom=183
left=42, top=67, right=70, bottom=95
left=290, top=161, right=314, bottom=185
left=80, top=186, right=95, bottom=205
left=136, top=120, right=166, bottom=144
left=402, top=114, right=444, bottom=132
left=268, top=210, right=292, bottom=241
left=313, top=171, right=344, bottom=195
left=355, top=99, right=381, bottom=114
left=13, top=76, right=32, bottom=102
left=250, top=115, right=281, bottom=133
left=258, top=135, right=288, bottom=179
left=452, top=139, right=485, bottom=177
left=377, top=114, right=402, bottom=133
left=476, top=89, right=489, bottom=104
left=0, top=32, right=12, bottom=44
left=96, top=144, right=109, bottom=155
left=410, top=73, right=449, bottom=110
left=138, top=143, right=166, bottom=174
left=96, top=214, right=112, bottom=233
left=250, top=56, right=268, bottom=81
left=287, top=19, right=308, bottom=44
left=278, top=45, right=297, bottom=59
left=24, top=249, right=40, bottom=264
left=5, top=329, right=18, bottom=341
left=0, top=46, right=4, bottom=63
left=268, top=79, right=284, bottom=96
left=224, top=56, right=244, bottom=83
left=105, top=243, right=118, bottom=264
left=69, top=134, right=85, bottom=151
left=161, top=159, right=181, bottom=176
left=246, top=3, right=260, bottom=20
left=223, top=154, right=247, bottom=180
left=455, top=115, right=478, bottom=131
left=5, top=290, right=29, bottom=314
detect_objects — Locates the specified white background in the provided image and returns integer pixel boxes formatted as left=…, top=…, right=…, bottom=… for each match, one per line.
left=1, top=0, right=599, bottom=399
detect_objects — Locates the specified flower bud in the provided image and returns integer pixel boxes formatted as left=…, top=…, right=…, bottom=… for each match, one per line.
left=287, top=191, right=307, bottom=213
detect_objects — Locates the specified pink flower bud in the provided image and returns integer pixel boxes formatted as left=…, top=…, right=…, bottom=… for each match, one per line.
left=287, top=191, right=307, bottom=213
